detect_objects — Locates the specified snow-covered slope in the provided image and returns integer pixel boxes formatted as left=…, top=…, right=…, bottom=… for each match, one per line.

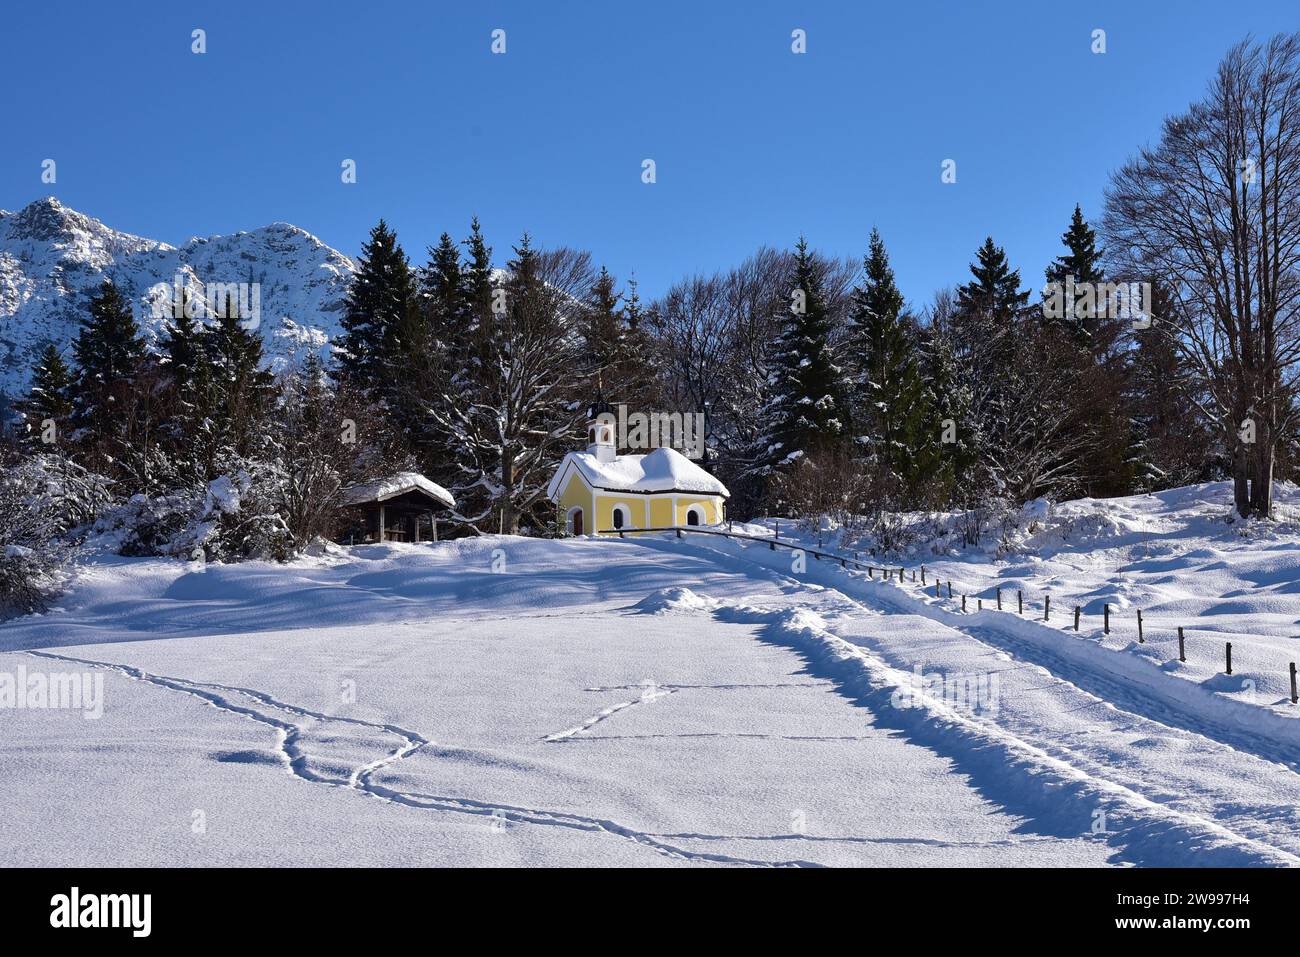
left=0, top=197, right=355, bottom=400
left=4, top=486, right=1300, bottom=867
left=760, top=481, right=1300, bottom=711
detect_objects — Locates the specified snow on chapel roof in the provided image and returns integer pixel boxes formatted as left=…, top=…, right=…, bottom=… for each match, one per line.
left=340, top=472, right=455, bottom=508
left=548, top=447, right=730, bottom=500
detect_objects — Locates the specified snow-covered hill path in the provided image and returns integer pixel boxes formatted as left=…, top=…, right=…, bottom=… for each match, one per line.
left=620, top=532, right=1300, bottom=865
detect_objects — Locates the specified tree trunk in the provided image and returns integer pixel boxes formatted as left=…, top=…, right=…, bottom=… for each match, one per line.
left=1251, top=439, right=1274, bottom=518
left=499, top=446, right=516, bottom=535
left=1232, top=439, right=1251, bottom=519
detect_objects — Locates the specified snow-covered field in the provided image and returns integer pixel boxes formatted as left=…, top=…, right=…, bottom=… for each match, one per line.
left=2, top=482, right=1299, bottom=867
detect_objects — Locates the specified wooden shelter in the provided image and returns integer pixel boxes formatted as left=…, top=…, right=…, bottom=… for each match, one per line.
left=337, top=472, right=455, bottom=544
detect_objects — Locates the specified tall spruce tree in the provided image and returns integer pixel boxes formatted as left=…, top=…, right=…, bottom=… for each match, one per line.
left=847, top=229, right=928, bottom=503
left=1045, top=205, right=1104, bottom=285
left=758, top=238, right=853, bottom=478
left=580, top=268, right=661, bottom=434
left=158, top=291, right=213, bottom=469
left=71, top=279, right=149, bottom=442
left=1044, top=205, right=1105, bottom=347
left=337, top=220, right=417, bottom=401
left=951, top=239, right=1038, bottom=499
left=421, top=232, right=467, bottom=365
left=954, top=237, right=1030, bottom=368
left=615, top=275, right=661, bottom=413
left=460, top=217, right=496, bottom=384
left=583, top=266, right=626, bottom=379
left=917, top=326, right=977, bottom=506
left=1043, top=206, right=1137, bottom=497
left=203, top=294, right=277, bottom=468
left=412, top=231, right=470, bottom=480
left=18, top=344, right=75, bottom=446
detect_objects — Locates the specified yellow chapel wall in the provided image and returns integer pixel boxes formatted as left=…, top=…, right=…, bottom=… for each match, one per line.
left=673, top=496, right=724, bottom=525
left=593, top=494, right=650, bottom=533
left=556, top=471, right=594, bottom=533
left=648, top=497, right=675, bottom=528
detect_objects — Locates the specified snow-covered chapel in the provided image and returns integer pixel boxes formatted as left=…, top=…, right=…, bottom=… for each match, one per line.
left=547, top=397, right=729, bottom=536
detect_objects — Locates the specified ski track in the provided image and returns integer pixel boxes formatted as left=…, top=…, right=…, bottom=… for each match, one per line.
left=628, top=534, right=1300, bottom=866
left=25, top=650, right=820, bottom=868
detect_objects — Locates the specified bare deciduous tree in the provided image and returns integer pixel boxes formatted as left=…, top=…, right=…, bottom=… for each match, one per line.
left=1104, top=33, right=1300, bottom=517
left=430, top=243, right=591, bottom=535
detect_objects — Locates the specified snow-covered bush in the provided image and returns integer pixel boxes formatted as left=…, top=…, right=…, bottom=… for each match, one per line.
left=92, top=460, right=293, bottom=562
left=7, top=452, right=115, bottom=535
left=201, top=461, right=294, bottom=562
left=0, top=453, right=99, bottom=616
left=94, top=487, right=207, bottom=557
left=838, top=499, right=1018, bottom=558
left=772, top=450, right=875, bottom=531
left=0, top=542, right=66, bottom=617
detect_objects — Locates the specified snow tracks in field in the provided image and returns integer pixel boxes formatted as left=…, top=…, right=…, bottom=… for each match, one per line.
left=26, top=650, right=818, bottom=868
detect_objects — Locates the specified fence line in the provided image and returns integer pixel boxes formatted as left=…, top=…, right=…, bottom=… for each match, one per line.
left=599, top=523, right=1298, bottom=703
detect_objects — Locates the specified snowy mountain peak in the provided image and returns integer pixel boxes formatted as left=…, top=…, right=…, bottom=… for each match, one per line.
left=3, top=196, right=89, bottom=242
left=0, top=198, right=356, bottom=402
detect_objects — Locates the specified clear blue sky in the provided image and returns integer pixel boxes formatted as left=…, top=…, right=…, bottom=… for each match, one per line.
left=4, top=1, right=1295, bottom=306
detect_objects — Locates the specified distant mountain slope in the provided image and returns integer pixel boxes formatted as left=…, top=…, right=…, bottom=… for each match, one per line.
left=0, top=197, right=356, bottom=401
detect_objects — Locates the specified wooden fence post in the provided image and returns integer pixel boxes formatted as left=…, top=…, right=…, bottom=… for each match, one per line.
left=921, top=565, right=926, bottom=585
left=1291, top=662, right=1298, bottom=705
left=978, top=598, right=983, bottom=611
left=935, top=581, right=940, bottom=598
left=962, top=594, right=966, bottom=612
left=1137, top=609, right=1143, bottom=643
left=996, top=588, right=1002, bottom=610
left=1043, top=595, right=1050, bottom=621
left=947, top=582, right=953, bottom=599
left=1074, top=606, right=1080, bottom=631
left=1103, top=604, right=1110, bottom=634
left=1225, top=642, right=1233, bottom=675
left=1017, top=590, right=1023, bottom=615
left=1178, top=627, right=1185, bottom=662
